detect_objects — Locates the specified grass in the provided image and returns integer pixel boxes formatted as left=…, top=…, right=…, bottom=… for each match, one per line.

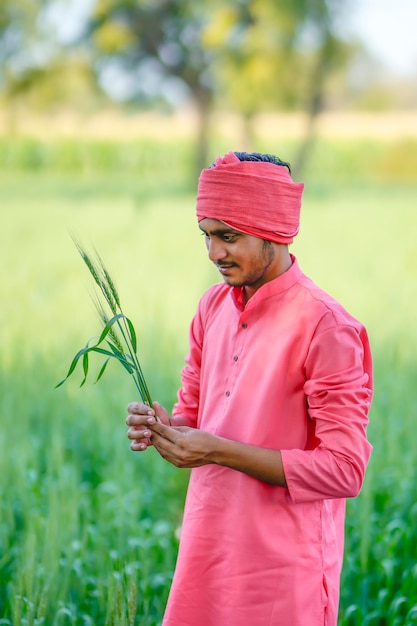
left=0, top=356, right=185, bottom=625
left=0, top=135, right=416, bottom=624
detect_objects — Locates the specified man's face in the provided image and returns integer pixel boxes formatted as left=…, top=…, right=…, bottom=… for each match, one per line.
left=198, top=218, right=280, bottom=296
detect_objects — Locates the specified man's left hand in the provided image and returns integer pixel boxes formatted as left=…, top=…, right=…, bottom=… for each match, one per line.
left=149, top=422, right=217, bottom=468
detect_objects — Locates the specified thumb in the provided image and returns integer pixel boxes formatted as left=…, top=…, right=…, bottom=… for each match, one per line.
left=152, top=401, right=171, bottom=425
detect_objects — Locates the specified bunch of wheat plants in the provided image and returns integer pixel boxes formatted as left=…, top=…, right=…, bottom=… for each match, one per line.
left=56, top=240, right=153, bottom=406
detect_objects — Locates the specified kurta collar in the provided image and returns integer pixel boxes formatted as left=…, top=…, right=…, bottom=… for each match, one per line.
left=231, top=254, right=303, bottom=311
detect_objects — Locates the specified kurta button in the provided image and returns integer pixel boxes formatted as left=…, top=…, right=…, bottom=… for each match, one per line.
left=241, top=323, right=247, bottom=328
left=233, top=355, right=238, bottom=361
left=225, top=391, right=230, bottom=397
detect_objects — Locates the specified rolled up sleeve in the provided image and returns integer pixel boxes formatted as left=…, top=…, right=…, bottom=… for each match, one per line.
left=282, top=322, right=373, bottom=503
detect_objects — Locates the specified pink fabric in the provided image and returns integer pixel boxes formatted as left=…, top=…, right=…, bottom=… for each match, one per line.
left=164, top=256, right=373, bottom=626
left=196, top=151, right=305, bottom=244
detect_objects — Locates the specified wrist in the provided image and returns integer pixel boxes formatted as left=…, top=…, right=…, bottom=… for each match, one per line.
left=207, top=434, right=232, bottom=465
left=206, top=436, right=287, bottom=487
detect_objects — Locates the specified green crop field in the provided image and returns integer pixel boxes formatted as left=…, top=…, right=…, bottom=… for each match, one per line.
left=0, top=135, right=416, bottom=625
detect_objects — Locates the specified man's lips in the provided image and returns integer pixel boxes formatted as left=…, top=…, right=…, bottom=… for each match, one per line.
left=217, top=264, right=237, bottom=275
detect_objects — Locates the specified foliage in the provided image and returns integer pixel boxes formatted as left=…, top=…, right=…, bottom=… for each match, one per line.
left=56, top=241, right=153, bottom=406
left=0, top=0, right=56, bottom=94
left=1, top=134, right=417, bottom=183
left=84, top=0, right=215, bottom=170
left=13, top=58, right=103, bottom=110
left=80, top=0, right=356, bottom=170
left=339, top=344, right=417, bottom=624
left=0, top=0, right=103, bottom=120
left=0, top=0, right=396, bottom=174
left=88, top=0, right=212, bottom=103
left=84, top=0, right=353, bottom=112
left=0, top=0, right=45, bottom=81
left=203, top=0, right=352, bottom=113
left=0, top=360, right=183, bottom=625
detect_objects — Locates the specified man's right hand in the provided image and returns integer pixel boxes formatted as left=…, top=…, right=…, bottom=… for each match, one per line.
left=126, top=401, right=171, bottom=451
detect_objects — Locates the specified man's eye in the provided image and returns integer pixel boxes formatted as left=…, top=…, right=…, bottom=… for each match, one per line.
left=223, top=235, right=235, bottom=242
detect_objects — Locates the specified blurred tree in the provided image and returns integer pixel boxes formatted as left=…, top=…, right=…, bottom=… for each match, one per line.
left=0, top=0, right=367, bottom=174
left=5, top=56, right=105, bottom=113
left=0, top=0, right=41, bottom=81
left=83, top=0, right=355, bottom=175
left=0, top=0, right=50, bottom=128
left=0, top=0, right=103, bottom=131
left=84, top=0, right=214, bottom=173
left=203, top=0, right=354, bottom=175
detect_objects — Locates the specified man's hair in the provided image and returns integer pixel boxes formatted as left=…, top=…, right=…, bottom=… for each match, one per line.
left=234, top=151, right=292, bottom=174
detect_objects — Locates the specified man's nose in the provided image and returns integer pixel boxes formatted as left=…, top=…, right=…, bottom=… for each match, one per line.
left=207, top=239, right=227, bottom=263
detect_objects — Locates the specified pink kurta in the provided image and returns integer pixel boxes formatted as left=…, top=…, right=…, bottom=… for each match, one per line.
left=164, top=256, right=373, bottom=626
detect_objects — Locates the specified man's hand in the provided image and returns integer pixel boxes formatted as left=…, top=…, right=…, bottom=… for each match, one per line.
left=126, top=401, right=170, bottom=451
left=148, top=422, right=217, bottom=468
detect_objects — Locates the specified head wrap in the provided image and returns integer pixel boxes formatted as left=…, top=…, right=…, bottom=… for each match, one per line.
left=196, top=151, right=304, bottom=244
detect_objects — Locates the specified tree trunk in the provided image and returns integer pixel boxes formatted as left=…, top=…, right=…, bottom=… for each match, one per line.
left=194, top=85, right=213, bottom=177
left=240, top=111, right=256, bottom=153
left=292, top=44, right=328, bottom=179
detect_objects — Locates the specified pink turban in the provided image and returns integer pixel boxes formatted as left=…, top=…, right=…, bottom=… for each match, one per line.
left=196, top=151, right=304, bottom=244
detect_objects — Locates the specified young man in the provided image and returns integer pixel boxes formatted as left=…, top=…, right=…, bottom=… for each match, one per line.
left=126, top=151, right=373, bottom=626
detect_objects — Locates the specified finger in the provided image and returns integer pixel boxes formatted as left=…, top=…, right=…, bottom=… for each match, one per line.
left=151, top=422, right=189, bottom=435
left=152, top=401, right=171, bottom=425
left=127, top=401, right=155, bottom=416
left=127, top=427, right=152, bottom=441
left=130, top=440, right=150, bottom=452
left=150, top=421, right=168, bottom=434
left=126, top=413, right=157, bottom=427
left=151, top=421, right=180, bottom=444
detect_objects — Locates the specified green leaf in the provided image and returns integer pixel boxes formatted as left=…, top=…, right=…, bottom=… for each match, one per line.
left=104, top=344, right=134, bottom=374
left=80, top=351, right=89, bottom=387
left=105, top=341, right=131, bottom=363
left=97, top=313, right=126, bottom=344
left=125, top=316, right=137, bottom=352
left=90, top=346, right=119, bottom=358
left=95, top=357, right=110, bottom=383
left=55, top=340, right=97, bottom=388
left=87, top=344, right=134, bottom=375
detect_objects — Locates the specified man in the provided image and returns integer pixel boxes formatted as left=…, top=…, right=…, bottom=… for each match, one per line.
left=126, top=151, right=373, bottom=626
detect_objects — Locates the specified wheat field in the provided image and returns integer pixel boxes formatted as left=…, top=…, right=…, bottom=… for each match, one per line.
left=0, top=131, right=416, bottom=624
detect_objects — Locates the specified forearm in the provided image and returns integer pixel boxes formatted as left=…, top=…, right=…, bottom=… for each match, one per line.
left=147, top=422, right=286, bottom=486
left=209, top=436, right=287, bottom=487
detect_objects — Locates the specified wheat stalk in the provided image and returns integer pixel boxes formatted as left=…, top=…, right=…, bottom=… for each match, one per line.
left=56, top=239, right=153, bottom=407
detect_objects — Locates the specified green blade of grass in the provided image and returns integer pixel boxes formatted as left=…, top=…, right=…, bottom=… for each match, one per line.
left=95, top=357, right=110, bottom=383
left=97, top=314, right=126, bottom=344
left=125, top=317, right=137, bottom=353
left=55, top=338, right=98, bottom=388
left=80, top=352, right=89, bottom=387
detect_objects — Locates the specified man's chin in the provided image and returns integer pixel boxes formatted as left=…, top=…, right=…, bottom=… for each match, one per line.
left=217, top=266, right=244, bottom=287
left=221, top=276, right=243, bottom=287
